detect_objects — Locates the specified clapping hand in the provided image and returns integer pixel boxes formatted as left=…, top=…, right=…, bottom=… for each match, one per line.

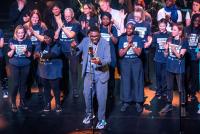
left=120, top=9, right=127, bottom=21
left=10, top=43, right=16, bottom=51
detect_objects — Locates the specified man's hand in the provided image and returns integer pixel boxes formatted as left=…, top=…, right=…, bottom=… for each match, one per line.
left=91, top=57, right=101, bottom=65
left=34, top=52, right=40, bottom=59
left=71, top=40, right=77, bottom=48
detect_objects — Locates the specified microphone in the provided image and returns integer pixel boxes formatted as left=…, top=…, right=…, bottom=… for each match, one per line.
left=88, top=42, right=94, bottom=58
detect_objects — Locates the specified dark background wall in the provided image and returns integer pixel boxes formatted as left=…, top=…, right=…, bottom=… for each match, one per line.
left=0, top=0, right=13, bottom=18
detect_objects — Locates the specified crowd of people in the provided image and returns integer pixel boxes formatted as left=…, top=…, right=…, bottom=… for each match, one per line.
left=0, top=0, right=199, bottom=130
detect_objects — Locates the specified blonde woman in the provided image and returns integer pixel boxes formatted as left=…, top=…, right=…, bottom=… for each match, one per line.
left=8, top=25, right=32, bottom=112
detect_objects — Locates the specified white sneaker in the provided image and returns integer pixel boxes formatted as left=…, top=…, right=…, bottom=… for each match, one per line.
left=96, top=120, right=107, bottom=129
left=2, top=91, right=8, bottom=98
left=82, top=114, right=95, bottom=124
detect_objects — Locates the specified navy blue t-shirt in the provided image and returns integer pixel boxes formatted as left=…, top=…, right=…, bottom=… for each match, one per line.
left=166, top=38, right=188, bottom=74
left=79, top=14, right=98, bottom=37
left=152, top=31, right=170, bottom=63
left=185, top=27, right=200, bottom=61
left=37, top=43, right=63, bottom=79
left=8, top=38, right=32, bottom=66
left=100, top=25, right=118, bottom=67
left=30, top=24, right=45, bottom=47
left=118, top=35, right=143, bottom=59
left=58, top=21, right=80, bottom=53
left=0, top=29, right=4, bottom=57
left=134, top=21, right=151, bottom=45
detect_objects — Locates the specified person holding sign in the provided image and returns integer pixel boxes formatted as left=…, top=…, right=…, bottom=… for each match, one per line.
left=160, top=23, right=188, bottom=113
left=7, top=25, right=32, bottom=112
left=118, top=21, right=144, bottom=113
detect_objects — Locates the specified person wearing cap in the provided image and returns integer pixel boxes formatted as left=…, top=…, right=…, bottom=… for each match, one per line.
left=34, top=30, right=63, bottom=113
left=54, top=8, right=81, bottom=98
left=71, top=26, right=111, bottom=129
left=100, top=12, right=118, bottom=98
left=118, top=21, right=144, bottom=113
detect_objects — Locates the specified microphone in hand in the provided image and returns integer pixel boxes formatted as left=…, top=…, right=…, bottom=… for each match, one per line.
left=88, top=44, right=94, bottom=58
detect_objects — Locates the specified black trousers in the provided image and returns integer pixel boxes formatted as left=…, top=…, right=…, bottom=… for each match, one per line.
left=166, top=71, right=186, bottom=104
left=155, top=62, right=167, bottom=95
left=41, top=78, right=60, bottom=106
left=63, top=53, right=79, bottom=93
left=27, top=59, right=43, bottom=94
left=108, top=66, right=115, bottom=97
left=186, top=60, right=199, bottom=96
left=10, top=64, right=30, bottom=104
left=0, top=57, right=8, bottom=91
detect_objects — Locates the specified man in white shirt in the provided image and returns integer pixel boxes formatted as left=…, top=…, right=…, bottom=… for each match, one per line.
left=157, top=0, right=182, bottom=32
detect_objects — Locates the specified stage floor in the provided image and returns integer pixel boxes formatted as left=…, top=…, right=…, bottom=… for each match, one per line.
left=0, top=85, right=199, bottom=134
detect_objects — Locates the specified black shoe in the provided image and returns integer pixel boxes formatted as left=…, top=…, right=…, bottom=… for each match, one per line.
left=160, top=104, right=173, bottom=113
left=162, top=93, right=167, bottom=97
left=43, top=103, right=51, bottom=112
left=19, top=100, right=28, bottom=110
left=136, top=103, right=143, bottom=113
left=73, top=89, right=79, bottom=98
left=181, top=106, right=186, bottom=117
left=38, top=92, right=43, bottom=99
left=25, top=91, right=32, bottom=100
left=11, top=104, right=18, bottom=112
left=190, top=95, right=196, bottom=101
left=155, top=92, right=161, bottom=99
left=120, top=103, right=129, bottom=112
left=55, top=105, right=62, bottom=113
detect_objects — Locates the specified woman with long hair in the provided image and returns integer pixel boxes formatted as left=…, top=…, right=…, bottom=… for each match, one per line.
left=79, top=2, right=99, bottom=37
left=23, top=9, right=47, bottom=98
left=160, top=23, right=188, bottom=113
